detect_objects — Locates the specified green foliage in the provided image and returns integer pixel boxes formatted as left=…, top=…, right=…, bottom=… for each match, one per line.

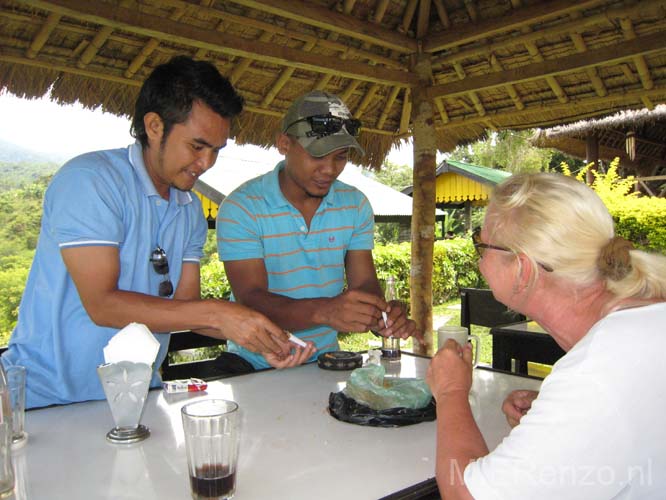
left=372, top=239, right=483, bottom=305
left=200, top=254, right=232, bottom=300
left=563, top=159, right=666, bottom=251
left=374, top=160, right=413, bottom=191
left=0, top=161, right=59, bottom=192
left=449, top=130, right=553, bottom=174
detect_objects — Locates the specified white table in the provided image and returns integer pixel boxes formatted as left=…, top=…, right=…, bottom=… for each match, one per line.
left=15, top=355, right=541, bottom=499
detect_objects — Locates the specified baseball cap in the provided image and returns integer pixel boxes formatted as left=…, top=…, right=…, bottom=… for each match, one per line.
left=281, top=90, right=364, bottom=157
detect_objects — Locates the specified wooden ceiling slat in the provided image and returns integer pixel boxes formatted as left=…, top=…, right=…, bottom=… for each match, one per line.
left=432, top=0, right=450, bottom=29
left=438, top=86, right=666, bottom=132
left=431, top=0, right=663, bottom=66
left=226, top=0, right=417, bottom=53
left=427, top=31, right=666, bottom=100
left=24, top=0, right=417, bottom=86
left=26, top=11, right=61, bottom=59
left=424, top=0, right=605, bottom=53
left=416, top=0, right=431, bottom=39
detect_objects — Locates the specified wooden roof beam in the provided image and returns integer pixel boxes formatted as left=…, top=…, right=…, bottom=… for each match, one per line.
left=522, top=36, right=570, bottom=103
left=424, top=0, right=603, bottom=53
left=464, top=0, right=479, bottom=23
left=399, top=88, right=412, bottom=134
left=261, top=39, right=316, bottom=107
left=226, top=0, right=417, bottom=53
left=568, top=26, right=608, bottom=98
left=372, top=0, right=391, bottom=23
left=427, top=31, right=666, bottom=100
left=400, top=0, right=418, bottom=35
left=434, top=97, right=450, bottom=124
left=432, top=0, right=451, bottom=29
left=192, top=3, right=404, bottom=69
left=354, top=83, right=380, bottom=117
left=229, top=31, right=273, bottom=85
left=25, top=0, right=417, bottom=86
left=377, top=85, right=402, bottom=129
left=489, top=53, right=525, bottom=110
left=436, top=86, right=666, bottom=131
left=26, top=12, right=61, bottom=59
left=431, top=0, right=662, bottom=65
left=620, top=18, right=655, bottom=91
left=125, top=6, right=187, bottom=78
left=417, top=0, right=432, bottom=40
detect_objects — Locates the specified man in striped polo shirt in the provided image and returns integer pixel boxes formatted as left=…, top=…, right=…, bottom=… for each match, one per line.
left=217, top=90, right=419, bottom=371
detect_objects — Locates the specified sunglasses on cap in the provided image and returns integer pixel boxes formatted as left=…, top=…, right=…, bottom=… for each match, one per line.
left=150, top=246, right=174, bottom=297
left=286, top=113, right=362, bottom=139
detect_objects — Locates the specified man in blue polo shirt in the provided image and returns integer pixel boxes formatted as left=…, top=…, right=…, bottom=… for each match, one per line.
left=217, top=90, right=419, bottom=370
left=2, top=56, right=289, bottom=408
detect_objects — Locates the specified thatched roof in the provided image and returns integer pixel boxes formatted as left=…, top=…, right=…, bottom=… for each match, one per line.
left=2, top=0, right=666, bottom=169
left=532, top=104, right=666, bottom=176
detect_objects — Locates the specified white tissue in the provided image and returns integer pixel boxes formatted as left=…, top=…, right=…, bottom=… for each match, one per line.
left=103, top=322, right=160, bottom=366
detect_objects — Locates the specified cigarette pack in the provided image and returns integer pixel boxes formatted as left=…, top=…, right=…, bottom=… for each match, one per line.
left=162, top=378, right=208, bottom=393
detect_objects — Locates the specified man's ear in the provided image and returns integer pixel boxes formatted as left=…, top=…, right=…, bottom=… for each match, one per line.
left=144, top=112, right=164, bottom=145
left=276, top=133, right=291, bottom=154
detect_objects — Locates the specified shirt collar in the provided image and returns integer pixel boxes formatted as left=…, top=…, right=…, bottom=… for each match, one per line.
left=128, top=142, right=193, bottom=205
left=262, top=160, right=338, bottom=208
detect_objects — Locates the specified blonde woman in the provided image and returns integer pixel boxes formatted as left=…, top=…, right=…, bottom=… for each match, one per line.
left=427, top=172, right=666, bottom=499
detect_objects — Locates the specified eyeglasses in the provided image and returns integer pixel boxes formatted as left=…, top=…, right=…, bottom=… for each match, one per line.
left=472, top=227, right=553, bottom=273
left=286, top=113, right=362, bottom=139
left=150, top=246, right=174, bottom=297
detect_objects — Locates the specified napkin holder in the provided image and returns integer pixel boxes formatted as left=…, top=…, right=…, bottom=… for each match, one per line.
left=97, top=361, right=152, bottom=444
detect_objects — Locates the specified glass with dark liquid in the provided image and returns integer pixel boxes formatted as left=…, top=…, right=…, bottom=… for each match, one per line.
left=182, top=400, right=240, bottom=500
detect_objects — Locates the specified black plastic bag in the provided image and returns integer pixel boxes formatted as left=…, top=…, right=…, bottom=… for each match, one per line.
left=328, top=391, right=436, bottom=428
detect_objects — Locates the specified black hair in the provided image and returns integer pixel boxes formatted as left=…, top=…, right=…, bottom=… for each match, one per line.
left=130, top=56, right=244, bottom=147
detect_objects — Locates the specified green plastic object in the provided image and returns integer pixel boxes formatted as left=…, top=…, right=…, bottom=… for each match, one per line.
left=343, top=364, right=432, bottom=411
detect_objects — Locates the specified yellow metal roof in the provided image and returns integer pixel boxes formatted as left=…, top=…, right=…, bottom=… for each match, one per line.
left=435, top=172, right=494, bottom=204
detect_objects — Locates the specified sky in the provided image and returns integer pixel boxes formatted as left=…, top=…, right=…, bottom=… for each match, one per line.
left=0, top=91, right=416, bottom=168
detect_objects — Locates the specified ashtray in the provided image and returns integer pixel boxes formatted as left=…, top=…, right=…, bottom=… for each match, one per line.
left=317, top=351, right=363, bottom=371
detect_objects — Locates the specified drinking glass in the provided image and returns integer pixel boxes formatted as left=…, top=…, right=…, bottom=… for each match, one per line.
left=181, top=399, right=240, bottom=500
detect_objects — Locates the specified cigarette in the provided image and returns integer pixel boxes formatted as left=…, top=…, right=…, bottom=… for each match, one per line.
left=381, top=311, right=389, bottom=327
left=287, top=332, right=307, bottom=348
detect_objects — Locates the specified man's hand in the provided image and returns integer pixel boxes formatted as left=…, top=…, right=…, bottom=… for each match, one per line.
left=377, top=300, right=421, bottom=341
left=216, top=301, right=290, bottom=356
left=426, top=339, right=474, bottom=400
left=315, top=289, right=385, bottom=333
left=501, top=389, right=539, bottom=428
left=265, top=340, right=317, bottom=369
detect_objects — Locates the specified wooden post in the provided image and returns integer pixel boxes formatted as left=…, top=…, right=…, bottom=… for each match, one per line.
left=410, top=54, right=437, bottom=356
left=585, top=134, right=599, bottom=184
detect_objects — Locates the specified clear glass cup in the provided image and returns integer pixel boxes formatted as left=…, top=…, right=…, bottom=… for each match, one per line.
left=181, top=399, right=240, bottom=500
left=0, top=422, right=13, bottom=498
left=6, top=366, right=27, bottom=447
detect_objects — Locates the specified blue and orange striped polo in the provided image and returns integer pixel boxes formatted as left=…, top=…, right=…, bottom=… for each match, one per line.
left=217, top=161, right=375, bottom=369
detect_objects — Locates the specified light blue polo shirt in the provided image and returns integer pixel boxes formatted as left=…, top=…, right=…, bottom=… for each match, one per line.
left=217, top=161, right=374, bottom=369
left=1, top=143, right=207, bottom=408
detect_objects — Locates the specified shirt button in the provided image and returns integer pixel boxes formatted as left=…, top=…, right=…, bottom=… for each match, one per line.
left=300, top=226, right=306, bottom=231
left=156, top=200, right=162, bottom=206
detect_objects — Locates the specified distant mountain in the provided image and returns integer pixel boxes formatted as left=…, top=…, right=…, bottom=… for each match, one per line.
left=0, top=138, right=62, bottom=191
left=0, top=138, right=67, bottom=164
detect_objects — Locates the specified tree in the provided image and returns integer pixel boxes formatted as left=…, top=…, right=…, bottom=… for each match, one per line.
left=366, top=160, right=414, bottom=244
left=448, top=130, right=554, bottom=173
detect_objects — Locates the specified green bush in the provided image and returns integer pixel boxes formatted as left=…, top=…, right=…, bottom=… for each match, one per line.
left=200, top=255, right=231, bottom=300
left=201, top=239, right=484, bottom=306
left=565, top=159, right=666, bottom=252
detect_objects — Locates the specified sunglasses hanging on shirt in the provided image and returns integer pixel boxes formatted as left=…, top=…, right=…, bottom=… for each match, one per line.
left=150, top=246, right=174, bottom=297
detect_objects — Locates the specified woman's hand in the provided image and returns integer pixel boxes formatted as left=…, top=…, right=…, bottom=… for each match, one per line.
left=501, top=389, right=539, bottom=427
left=426, top=339, right=474, bottom=400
